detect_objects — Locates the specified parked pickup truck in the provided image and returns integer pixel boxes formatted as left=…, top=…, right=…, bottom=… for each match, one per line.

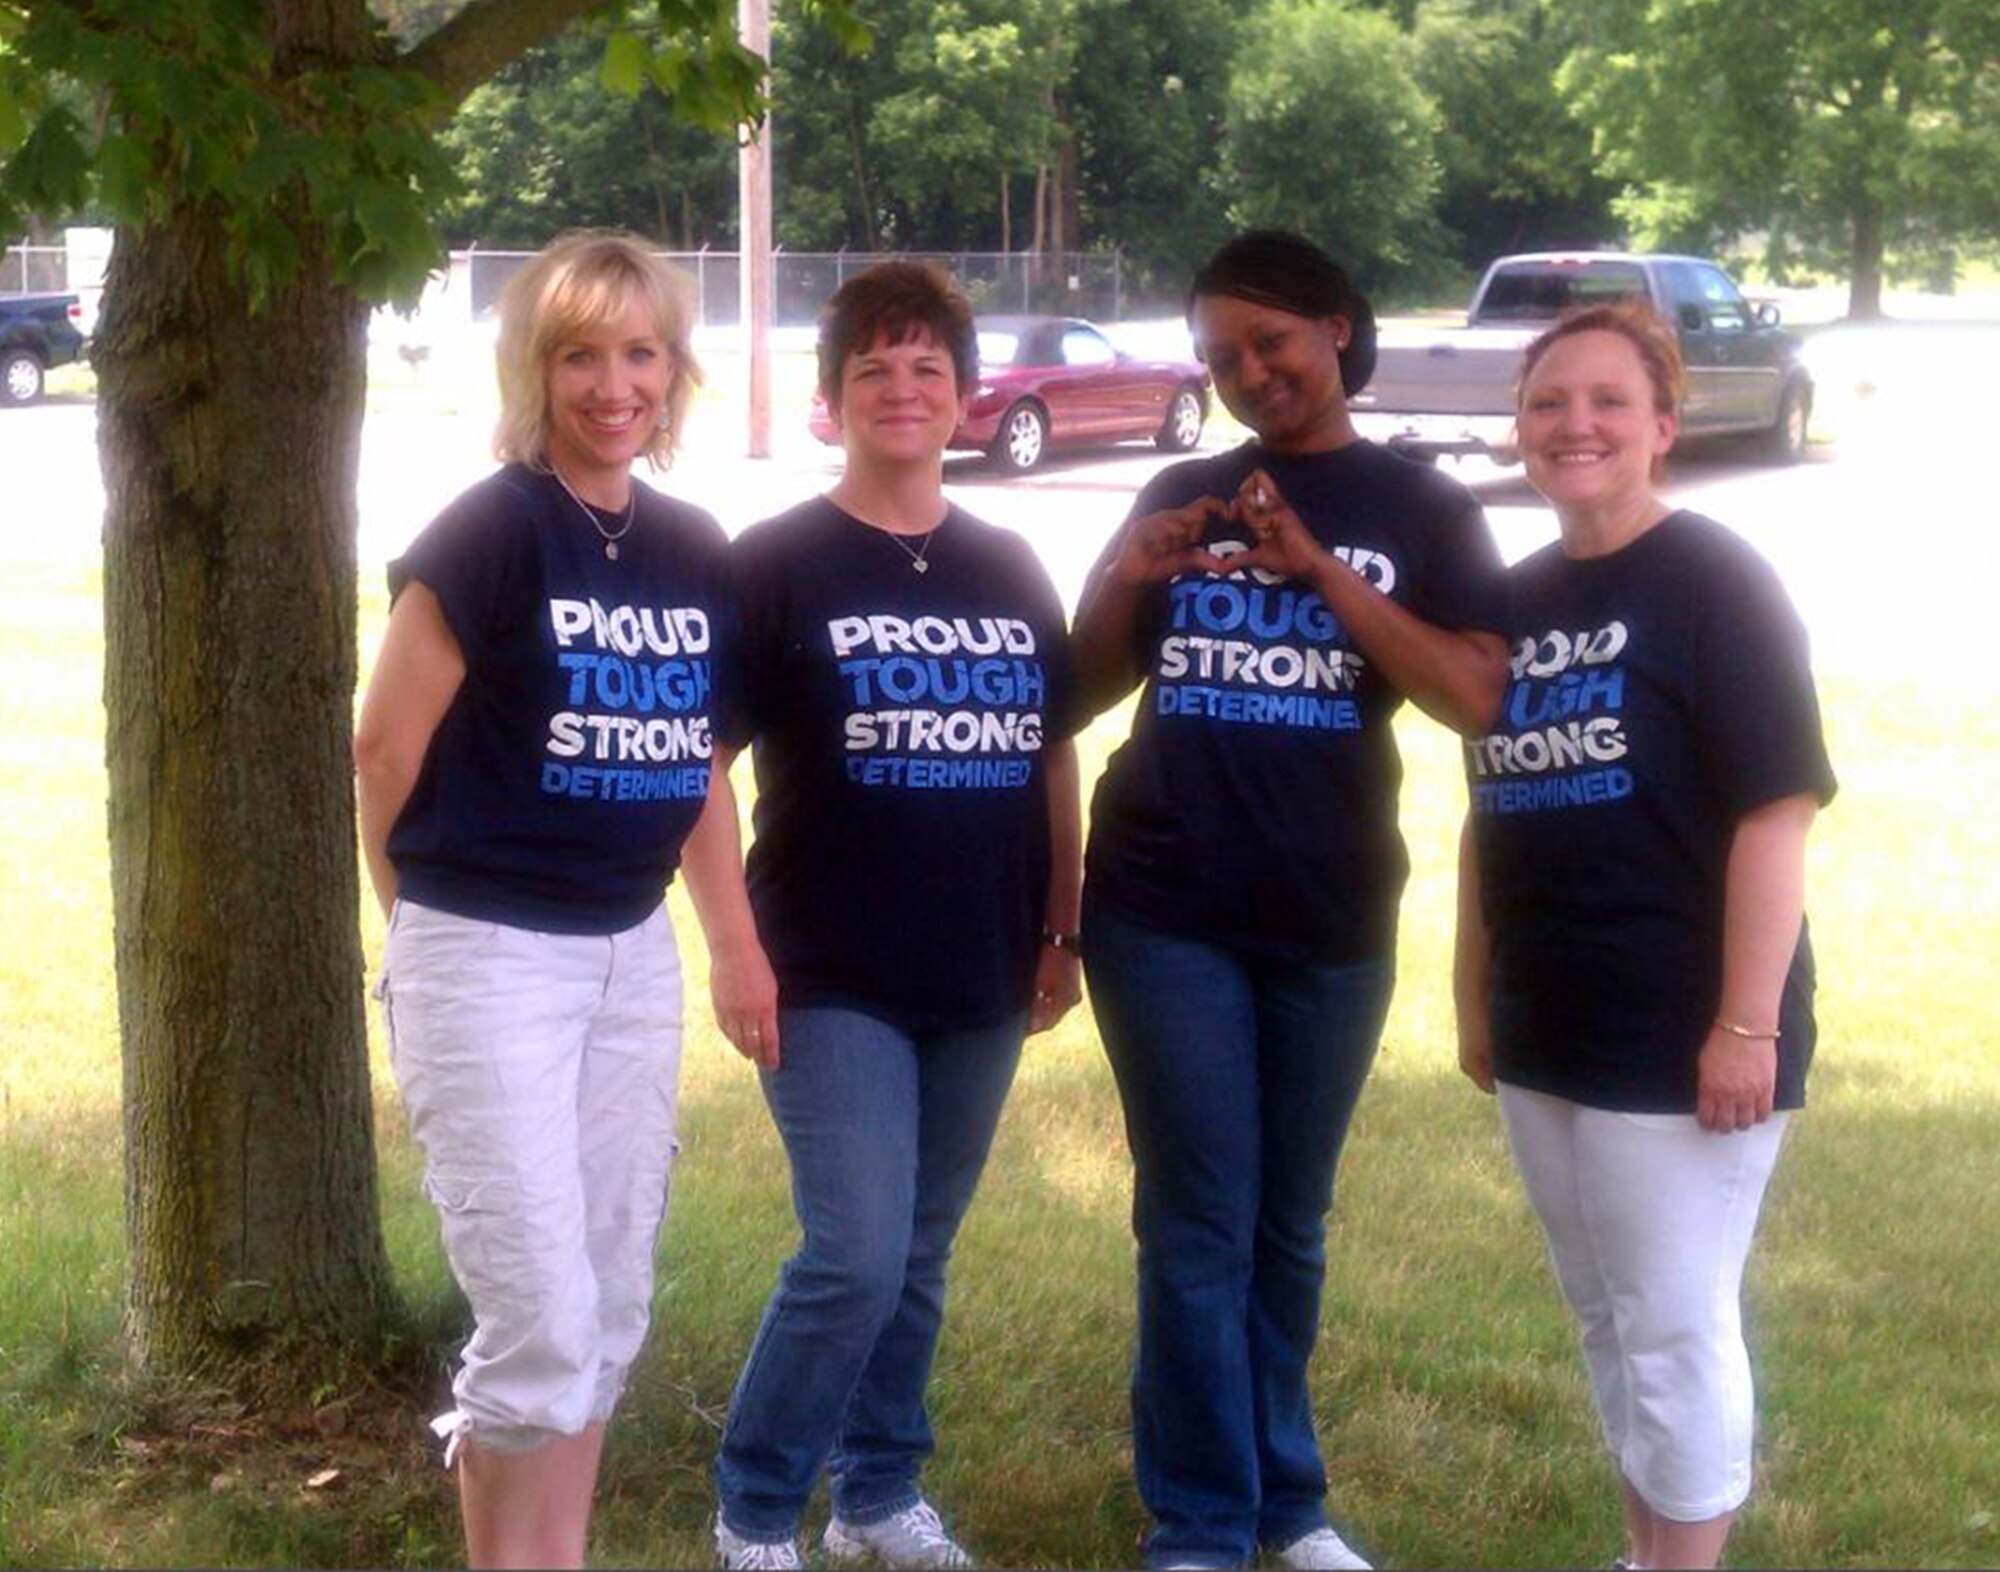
left=1350, top=253, right=1813, bottom=463
left=1, top=292, right=89, bottom=406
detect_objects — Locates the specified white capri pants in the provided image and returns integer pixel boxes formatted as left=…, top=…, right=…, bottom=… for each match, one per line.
left=1497, top=1082, right=1790, bottom=1521
left=380, top=898, right=684, bottom=1458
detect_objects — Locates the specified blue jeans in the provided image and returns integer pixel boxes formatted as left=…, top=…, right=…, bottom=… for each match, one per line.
left=715, top=1005, right=1026, bottom=1540
left=1084, top=897, right=1395, bottom=1569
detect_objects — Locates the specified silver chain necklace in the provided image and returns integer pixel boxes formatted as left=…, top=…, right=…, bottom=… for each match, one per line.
left=884, top=524, right=939, bottom=574
left=551, top=466, right=637, bottom=560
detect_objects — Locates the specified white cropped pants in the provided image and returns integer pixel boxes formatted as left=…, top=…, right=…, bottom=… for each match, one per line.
left=380, top=898, right=683, bottom=1457
left=1498, top=1082, right=1790, bottom=1521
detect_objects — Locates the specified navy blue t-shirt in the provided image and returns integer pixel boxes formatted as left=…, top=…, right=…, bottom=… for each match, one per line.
left=1086, top=440, right=1505, bottom=964
left=1467, top=510, right=1837, bottom=1112
left=720, top=497, right=1073, bottom=1031
left=387, top=463, right=732, bottom=934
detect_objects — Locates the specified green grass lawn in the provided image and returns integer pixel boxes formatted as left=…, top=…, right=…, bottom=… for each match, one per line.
left=2, top=559, right=1996, bottom=1568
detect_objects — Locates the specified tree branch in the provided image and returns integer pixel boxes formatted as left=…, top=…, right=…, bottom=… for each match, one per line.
left=397, top=0, right=608, bottom=111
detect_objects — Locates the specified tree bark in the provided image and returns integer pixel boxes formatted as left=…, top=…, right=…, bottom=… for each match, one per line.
left=845, top=93, right=880, bottom=252
left=96, top=1, right=396, bottom=1379
left=100, top=200, right=397, bottom=1376
left=1847, top=188, right=1885, bottom=320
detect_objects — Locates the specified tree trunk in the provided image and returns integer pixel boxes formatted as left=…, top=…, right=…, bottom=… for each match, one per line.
left=97, top=195, right=394, bottom=1375
left=99, top=209, right=394, bottom=1376
left=1000, top=170, right=1011, bottom=255
left=1056, top=125, right=1081, bottom=262
left=1847, top=188, right=1885, bottom=320
left=845, top=94, right=880, bottom=252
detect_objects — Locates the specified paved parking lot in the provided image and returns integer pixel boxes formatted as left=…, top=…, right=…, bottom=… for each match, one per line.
left=5, top=315, right=1993, bottom=686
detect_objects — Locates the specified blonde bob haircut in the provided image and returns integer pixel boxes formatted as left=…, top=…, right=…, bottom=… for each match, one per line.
left=493, top=230, right=702, bottom=471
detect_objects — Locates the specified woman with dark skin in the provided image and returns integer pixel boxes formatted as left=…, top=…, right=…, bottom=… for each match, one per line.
left=1455, top=302, right=1834, bottom=1571
left=1071, top=230, right=1508, bottom=1571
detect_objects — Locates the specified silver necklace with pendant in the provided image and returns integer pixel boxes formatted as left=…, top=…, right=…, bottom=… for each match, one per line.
left=552, top=467, right=637, bottom=560
left=886, top=524, right=939, bottom=574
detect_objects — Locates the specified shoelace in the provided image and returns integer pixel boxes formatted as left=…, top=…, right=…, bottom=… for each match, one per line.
left=730, top=1542, right=800, bottom=1572
left=884, top=1503, right=968, bottom=1566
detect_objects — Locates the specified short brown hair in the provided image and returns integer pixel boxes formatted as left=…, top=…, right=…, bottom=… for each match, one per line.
left=817, top=262, right=978, bottom=406
left=1519, top=300, right=1684, bottom=418
left=494, top=230, right=701, bottom=471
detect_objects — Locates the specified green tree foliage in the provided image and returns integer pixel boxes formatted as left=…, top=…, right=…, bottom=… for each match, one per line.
left=1412, top=0, right=1613, bottom=273
left=1066, top=0, right=1240, bottom=297
left=437, top=25, right=738, bottom=247
left=868, top=0, right=1070, bottom=239
left=1222, top=0, right=1444, bottom=291
left=1557, top=0, right=2000, bottom=317
left=763, top=0, right=1073, bottom=252
left=0, top=0, right=857, bottom=1386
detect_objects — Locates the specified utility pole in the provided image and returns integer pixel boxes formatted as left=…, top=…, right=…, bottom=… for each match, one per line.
left=739, top=0, right=773, bottom=458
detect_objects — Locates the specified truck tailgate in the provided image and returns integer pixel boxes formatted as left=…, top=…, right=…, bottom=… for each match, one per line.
left=1352, top=325, right=1537, bottom=417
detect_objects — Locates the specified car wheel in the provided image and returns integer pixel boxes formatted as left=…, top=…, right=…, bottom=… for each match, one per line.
left=2, top=349, right=45, bottom=406
left=1156, top=385, right=1205, bottom=452
left=992, top=401, right=1048, bottom=473
left=1761, top=380, right=1809, bottom=463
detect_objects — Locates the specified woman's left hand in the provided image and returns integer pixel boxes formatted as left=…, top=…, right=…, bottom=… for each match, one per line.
left=1695, top=1027, right=1776, bottom=1132
left=1228, top=469, right=1332, bottom=583
left=1029, top=945, right=1082, bottom=1035
left=712, top=940, right=782, bottom=1069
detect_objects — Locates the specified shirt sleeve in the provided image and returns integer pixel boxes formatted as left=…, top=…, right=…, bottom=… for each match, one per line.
left=386, top=475, right=525, bottom=667
left=1022, top=542, right=1080, bottom=744
left=716, top=524, right=781, bottom=751
left=1693, top=540, right=1838, bottom=815
left=1405, top=479, right=1508, bottom=634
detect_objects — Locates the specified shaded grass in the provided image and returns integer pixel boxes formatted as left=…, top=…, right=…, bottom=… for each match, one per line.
left=3, top=568, right=1997, bottom=1566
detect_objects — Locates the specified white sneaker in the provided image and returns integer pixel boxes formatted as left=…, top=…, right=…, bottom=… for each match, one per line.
left=823, top=1499, right=974, bottom=1569
left=715, top=1518, right=804, bottom=1570
left=1271, top=1525, right=1372, bottom=1570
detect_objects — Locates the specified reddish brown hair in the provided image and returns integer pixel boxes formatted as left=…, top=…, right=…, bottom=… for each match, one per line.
left=1518, top=300, right=1684, bottom=417
left=817, top=261, right=978, bottom=406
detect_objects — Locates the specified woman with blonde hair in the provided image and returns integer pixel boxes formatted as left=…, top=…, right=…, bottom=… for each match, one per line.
left=356, top=230, right=728, bottom=1567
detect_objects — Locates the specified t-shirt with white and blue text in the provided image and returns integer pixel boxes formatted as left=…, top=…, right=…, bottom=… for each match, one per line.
left=721, top=497, right=1073, bottom=1031
left=387, top=463, right=731, bottom=934
left=1467, top=510, right=1837, bottom=1112
left=1087, top=440, right=1504, bottom=964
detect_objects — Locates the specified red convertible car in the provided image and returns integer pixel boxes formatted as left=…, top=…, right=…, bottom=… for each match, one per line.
left=810, top=313, right=1210, bottom=472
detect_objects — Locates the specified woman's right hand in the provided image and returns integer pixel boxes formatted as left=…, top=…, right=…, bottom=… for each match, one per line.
left=1108, top=496, right=1231, bottom=587
left=1456, top=1004, right=1496, bottom=1095
left=711, top=940, right=781, bottom=1070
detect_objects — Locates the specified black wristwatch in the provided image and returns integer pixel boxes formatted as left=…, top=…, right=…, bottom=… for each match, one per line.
left=1041, top=926, right=1081, bottom=953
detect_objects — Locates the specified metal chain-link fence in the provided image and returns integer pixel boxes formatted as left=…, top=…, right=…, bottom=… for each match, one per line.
left=437, top=248, right=1125, bottom=325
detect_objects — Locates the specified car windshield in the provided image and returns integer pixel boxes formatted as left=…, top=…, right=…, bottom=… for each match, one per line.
left=1478, top=263, right=1649, bottom=321
left=976, top=331, right=1021, bottom=368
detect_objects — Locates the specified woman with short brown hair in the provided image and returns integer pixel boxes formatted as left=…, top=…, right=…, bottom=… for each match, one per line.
left=687, top=261, right=1082, bottom=1571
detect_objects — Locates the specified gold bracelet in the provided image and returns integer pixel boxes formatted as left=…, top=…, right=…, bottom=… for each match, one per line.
left=1714, top=1017, right=1781, bottom=1042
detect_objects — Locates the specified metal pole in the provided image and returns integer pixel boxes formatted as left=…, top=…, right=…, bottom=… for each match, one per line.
left=738, top=0, right=774, bottom=458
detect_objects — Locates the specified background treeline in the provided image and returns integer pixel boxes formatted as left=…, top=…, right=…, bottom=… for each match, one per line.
left=381, top=0, right=2000, bottom=314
